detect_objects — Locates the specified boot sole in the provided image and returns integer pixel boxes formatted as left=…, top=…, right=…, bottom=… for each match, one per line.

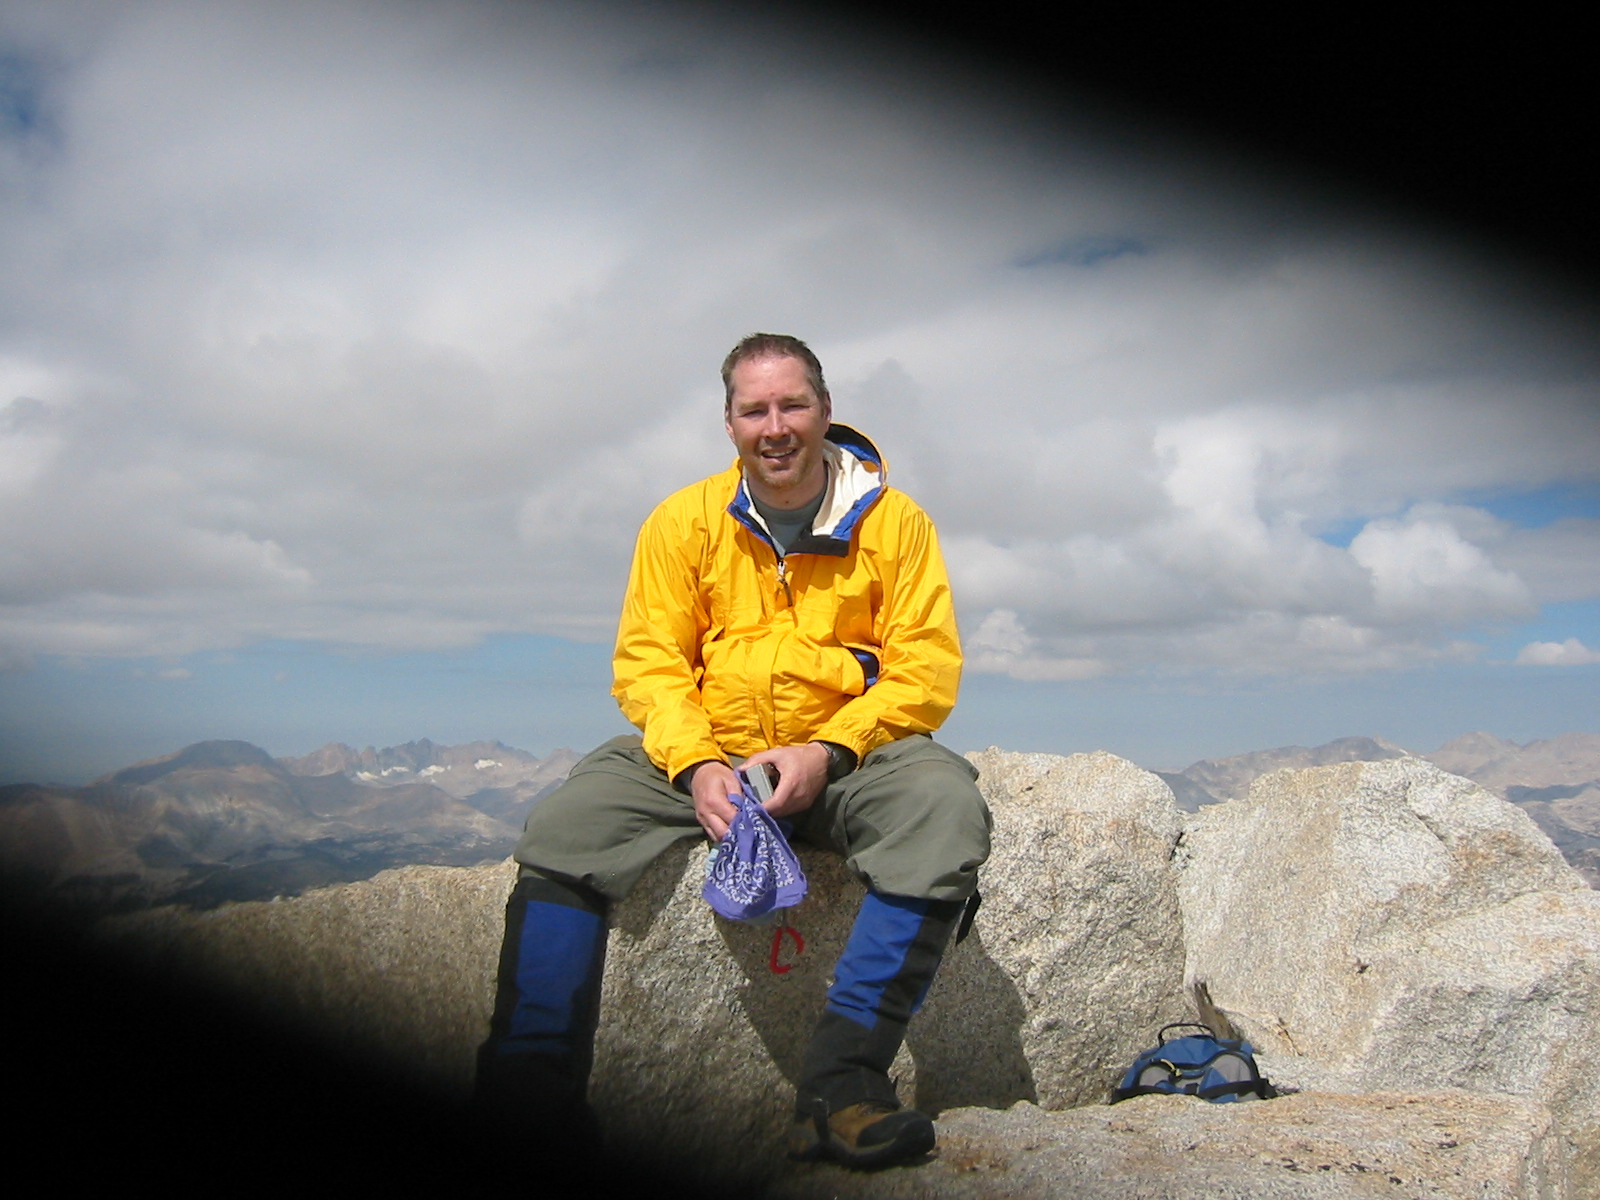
left=789, top=1114, right=936, bottom=1169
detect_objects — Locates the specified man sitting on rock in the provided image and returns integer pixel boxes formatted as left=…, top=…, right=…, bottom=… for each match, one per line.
left=475, top=332, right=991, bottom=1169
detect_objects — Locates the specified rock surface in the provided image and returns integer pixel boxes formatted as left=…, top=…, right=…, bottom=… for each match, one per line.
left=1177, top=736, right=1413, bottom=804
left=771, top=1092, right=1566, bottom=1200
left=1178, top=758, right=1600, bottom=1189
left=587, top=748, right=1190, bottom=1184
left=1161, top=733, right=1600, bottom=886
left=106, top=856, right=511, bottom=1097
left=99, top=749, right=1600, bottom=1197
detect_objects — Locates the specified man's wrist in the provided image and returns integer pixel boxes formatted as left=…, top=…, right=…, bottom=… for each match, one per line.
left=811, top=740, right=858, bottom=782
left=674, top=759, right=726, bottom=794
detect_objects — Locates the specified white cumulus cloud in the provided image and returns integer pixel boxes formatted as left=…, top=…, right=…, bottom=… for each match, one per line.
left=0, top=0, right=1595, bottom=686
left=1348, top=507, right=1533, bottom=625
left=1515, top=639, right=1600, bottom=666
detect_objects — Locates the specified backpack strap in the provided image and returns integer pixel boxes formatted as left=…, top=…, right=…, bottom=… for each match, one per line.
left=954, top=887, right=982, bottom=944
left=1197, top=1077, right=1276, bottom=1101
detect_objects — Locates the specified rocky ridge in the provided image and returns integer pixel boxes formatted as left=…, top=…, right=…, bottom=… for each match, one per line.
left=1165, top=735, right=1414, bottom=805
left=1165, top=732, right=1600, bottom=887
left=0, top=738, right=576, bottom=910
left=6, top=731, right=1595, bottom=911
left=103, top=749, right=1600, bottom=1198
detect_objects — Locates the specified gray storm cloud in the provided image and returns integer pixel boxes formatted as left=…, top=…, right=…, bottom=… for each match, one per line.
left=1, top=0, right=1596, bottom=681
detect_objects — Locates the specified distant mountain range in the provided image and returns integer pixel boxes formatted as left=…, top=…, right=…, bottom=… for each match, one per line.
left=1159, top=732, right=1600, bottom=887
left=2, top=732, right=1596, bottom=912
left=0, top=738, right=576, bottom=912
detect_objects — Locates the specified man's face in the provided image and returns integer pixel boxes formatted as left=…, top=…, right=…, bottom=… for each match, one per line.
left=725, top=354, right=832, bottom=510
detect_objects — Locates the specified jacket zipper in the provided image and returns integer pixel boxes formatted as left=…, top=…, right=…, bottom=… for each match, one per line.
left=776, top=555, right=794, bottom=607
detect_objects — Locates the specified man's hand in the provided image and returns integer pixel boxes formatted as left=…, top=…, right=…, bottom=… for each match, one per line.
left=742, top=742, right=830, bottom=822
left=689, top=760, right=743, bottom=842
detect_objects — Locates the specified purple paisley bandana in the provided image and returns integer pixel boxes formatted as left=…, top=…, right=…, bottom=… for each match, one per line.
left=702, top=773, right=808, bottom=921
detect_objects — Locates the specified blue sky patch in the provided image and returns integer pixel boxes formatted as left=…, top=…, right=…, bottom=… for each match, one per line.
left=1480, top=601, right=1600, bottom=663
left=1015, top=234, right=1148, bottom=269
left=0, top=635, right=624, bottom=786
left=1316, top=482, right=1600, bottom=548
left=0, top=52, right=46, bottom=138
left=1463, top=483, right=1600, bottom=529
left=1315, top=516, right=1368, bottom=548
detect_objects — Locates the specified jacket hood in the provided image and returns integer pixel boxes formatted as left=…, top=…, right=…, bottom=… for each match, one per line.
left=727, top=423, right=886, bottom=557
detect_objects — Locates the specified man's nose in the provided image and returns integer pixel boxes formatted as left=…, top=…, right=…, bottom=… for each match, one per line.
left=760, top=407, right=788, bottom=438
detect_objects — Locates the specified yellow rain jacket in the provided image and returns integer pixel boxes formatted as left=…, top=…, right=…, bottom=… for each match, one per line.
left=612, top=424, right=963, bottom=781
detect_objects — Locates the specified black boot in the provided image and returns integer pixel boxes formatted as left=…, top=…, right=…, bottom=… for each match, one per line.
left=472, top=873, right=608, bottom=1147
left=790, top=891, right=964, bottom=1169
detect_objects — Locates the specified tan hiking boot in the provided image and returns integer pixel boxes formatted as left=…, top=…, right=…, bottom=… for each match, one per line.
left=788, top=1099, right=936, bottom=1169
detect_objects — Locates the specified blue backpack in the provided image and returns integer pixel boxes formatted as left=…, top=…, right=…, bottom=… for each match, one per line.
left=1110, top=1022, right=1276, bottom=1104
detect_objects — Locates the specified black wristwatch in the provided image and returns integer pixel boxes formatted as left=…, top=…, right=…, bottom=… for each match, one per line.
left=813, top=740, right=858, bottom=782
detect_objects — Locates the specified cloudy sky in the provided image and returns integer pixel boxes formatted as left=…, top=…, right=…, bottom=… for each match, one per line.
left=1, top=0, right=1596, bottom=783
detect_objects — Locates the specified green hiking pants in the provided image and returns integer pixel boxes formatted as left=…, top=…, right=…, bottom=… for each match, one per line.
left=514, top=733, right=990, bottom=904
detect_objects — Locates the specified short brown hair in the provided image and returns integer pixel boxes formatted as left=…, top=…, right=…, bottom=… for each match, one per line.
left=720, top=333, right=829, bottom=411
